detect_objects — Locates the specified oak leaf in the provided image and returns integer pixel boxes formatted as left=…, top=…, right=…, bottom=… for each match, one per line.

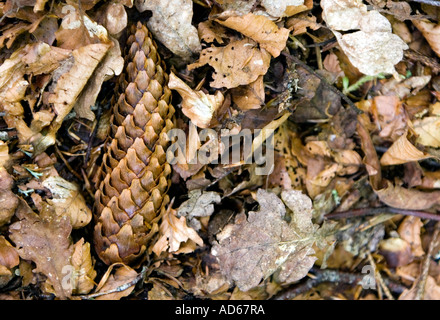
left=9, top=200, right=74, bottom=299
left=211, top=189, right=332, bottom=291
left=188, top=39, right=271, bottom=89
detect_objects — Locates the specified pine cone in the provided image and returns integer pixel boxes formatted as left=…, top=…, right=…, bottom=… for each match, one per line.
left=94, top=22, right=175, bottom=265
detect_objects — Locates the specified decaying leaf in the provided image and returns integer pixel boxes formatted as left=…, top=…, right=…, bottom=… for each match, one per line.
left=231, top=75, right=265, bottom=110
left=216, top=13, right=291, bottom=57
left=177, top=189, right=221, bottom=231
left=398, top=216, right=425, bottom=258
left=135, top=0, right=201, bottom=60
left=188, top=39, right=271, bottom=89
left=9, top=200, right=74, bottom=299
left=321, top=0, right=408, bottom=75
left=413, top=19, right=440, bottom=58
left=168, top=72, right=224, bottom=128
left=42, top=176, right=92, bottom=229
left=152, top=207, right=204, bottom=256
left=211, top=189, right=333, bottom=291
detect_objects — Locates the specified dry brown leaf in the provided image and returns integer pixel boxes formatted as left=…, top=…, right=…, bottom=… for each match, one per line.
left=211, top=189, right=332, bottom=291
left=73, top=38, right=124, bottom=121
left=99, top=2, right=128, bottom=35
left=0, top=142, right=9, bottom=169
left=152, top=207, right=203, bottom=256
left=231, top=75, right=265, bottom=110
left=321, top=0, right=408, bottom=75
left=94, top=265, right=138, bottom=300
left=9, top=200, right=74, bottom=299
left=168, top=72, right=224, bottom=128
left=398, top=216, right=425, bottom=258
left=399, top=276, right=440, bottom=300
left=262, top=0, right=306, bottom=17
left=0, top=168, right=19, bottom=227
left=379, top=238, right=413, bottom=268
left=287, top=13, right=320, bottom=36
left=375, top=180, right=440, bottom=210
left=198, top=21, right=227, bottom=44
left=371, top=95, right=408, bottom=141
left=413, top=117, right=440, bottom=148
left=380, top=134, right=432, bottom=166
left=42, top=176, right=92, bottom=229
left=216, top=13, right=290, bottom=57
left=188, top=39, right=271, bottom=89
left=0, top=236, right=19, bottom=270
left=413, top=19, right=440, bottom=58
left=135, top=0, right=201, bottom=60
left=70, top=238, right=97, bottom=295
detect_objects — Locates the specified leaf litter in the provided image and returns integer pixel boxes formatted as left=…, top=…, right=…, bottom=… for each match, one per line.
left=1, top=0, right=440, bottom=301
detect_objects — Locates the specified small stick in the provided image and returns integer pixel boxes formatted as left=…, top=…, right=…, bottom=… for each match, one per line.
left=272, top=267, right=407, bottom=300
left=326, top=207, right=440, bottom=221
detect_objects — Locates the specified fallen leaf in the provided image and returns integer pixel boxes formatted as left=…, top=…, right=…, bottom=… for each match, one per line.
left=73, top=37, right=124, bottom=121
left=413, top=117, right=440, bottom=148
left=42, top=176, right=92, bottom=229
left=399, top=276, right=440, bottom=300
left=177, top=189, right=221, bottom=231
left=198, top=21, right=227, bottom=44
left=375, top=180, right=440, bottom=210
left=152, top=207, right=204, bottom=256
left=135, top=0, right=201, bottom=60
left=211, top=189, right=329, bottom=291
left=0, top=168, right=19, bottom=227
left=0, top=236, right=19, bottom=270
left=216, top=13, right=291, bottom=57
left=70, top=238, right=97, bottom=295
left=371, top=95, right=408, bottom=141
left=380, top=133, right=432, bottom=166
left=94, top=265, right=138, bottom=300
left=188, top=38, right=271, bottom=89
left=413, top=19, right=440, bottom=58
left=9, top=200, right=74, bottom=299
left=321, top=0, right=408, bottom=75
left=379, top=237, right=413, bottom=268
left=286, top=12, right=320, bottom=36
left=231, top=75, right=265, bottom=110
left=261, top=0, right=305, bottom=17
left=168, top=72, right=224, bottom=128
left=398, top=216, right=425, bottom=258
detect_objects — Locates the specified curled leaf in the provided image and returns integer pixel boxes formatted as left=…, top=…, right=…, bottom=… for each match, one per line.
left=168, top=72, right=224, bottom=128
left=380, top=134, right=432, bottom=166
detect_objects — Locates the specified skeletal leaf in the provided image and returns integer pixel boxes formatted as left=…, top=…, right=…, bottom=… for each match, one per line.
left=212, top=189, right=330, bottom=291
left=135, top=0, right=201, bottom=60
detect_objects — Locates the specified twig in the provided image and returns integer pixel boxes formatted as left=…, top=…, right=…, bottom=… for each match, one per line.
left=326, top=207, right=440, bottom=221
left=79, top=266, right=148, bottom=300
left=281, top=52, right=363, bottom=115
left=415, top=222, right=440, bottom=300
left=367, top=252, right=393, bottom=300
left=272, top=267, right=407, bottom=300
